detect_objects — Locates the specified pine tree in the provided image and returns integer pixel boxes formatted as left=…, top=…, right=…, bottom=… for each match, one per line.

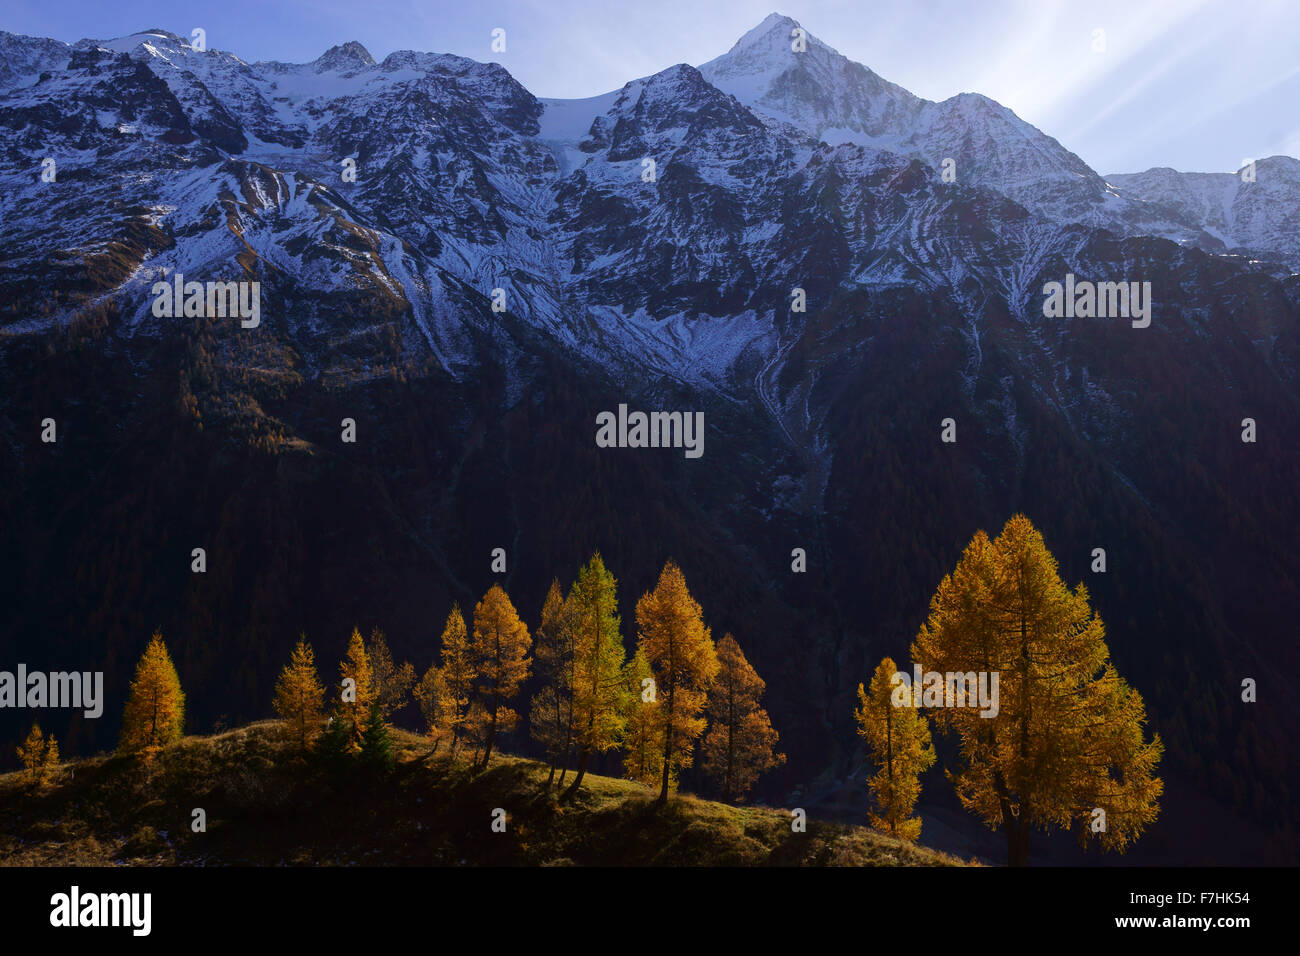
left=336, top=627, right=375, bottom=748
left=272, top=637, right=325, bottom=751
left=530, top=580, right=578, bottom=786
left=316, top=715, right=354, bottom=773
left=561, top=553, right=630, bottom=800
left=367, top=627, right=416, bottom=720
left=855, top=656, right=934, bottom=841
left=414, top=663, right=453, bottom=754
left=911, top=514, right=1164, bottom=865
left=470, top=584, right=532, bottom=768
left=702, top=634, right=785, bottom=803
left=621, top=648, right=662, bottom=786
left=119, top=631, right=186, bottom=755
left=358, top=698, right=395, bottom=772
left=436, top=604, right=476, bottom=758
left=636, top=560, right=719, bottom=803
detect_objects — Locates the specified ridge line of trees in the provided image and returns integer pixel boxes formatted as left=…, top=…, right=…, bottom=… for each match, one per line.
left=59, top=555, right=784, bottom=805
left=14, top=515, right=1166, bottom=867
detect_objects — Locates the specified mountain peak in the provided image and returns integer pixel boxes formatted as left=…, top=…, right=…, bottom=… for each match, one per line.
left=723, top=12, right=813, bottom=58
left=747, top=12, right=801, bottom=36
left=701, top=12, right=851, bottom=96
left=312, top=40, right=375, bottom=73
left=75, top=29, right=188, bottom=55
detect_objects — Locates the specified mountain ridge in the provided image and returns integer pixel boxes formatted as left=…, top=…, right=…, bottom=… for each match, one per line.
left=1, top=13, right=1298, bottom=864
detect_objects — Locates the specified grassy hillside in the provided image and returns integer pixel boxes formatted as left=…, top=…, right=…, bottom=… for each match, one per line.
left=0, top=721, right=968, bottom=867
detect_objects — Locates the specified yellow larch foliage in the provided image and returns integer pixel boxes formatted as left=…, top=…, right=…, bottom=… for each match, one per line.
left=336, top=627, right=375, bottom=747
left=437, top=604, right=476, bottom=757
left=17, top=722, right=59, bottom=784
left=273, top=636, right=325, bottom=750
left=911, top=514, right=1163, bottom=866
left=470, top=583, right=532, bottom=768
left=702, top=633, right=785, bottom=803
left=635, top=560, right=719, bottom=803
left=855, top=656, right=935, bottom=842
left=118, top=631, right=185, bottom=755
left=562, top=554, right=630, bottom=800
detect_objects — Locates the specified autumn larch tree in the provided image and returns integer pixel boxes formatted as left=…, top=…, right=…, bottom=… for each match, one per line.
left=336, top=627, right=375, bottom=749
left=912, top=514, right=1164, bottom=866
left=855, top=656, right=935, bottom=841
left=636, top=560, right=719, bottom=803
left=470, top=583, right=532, bottom=769
left=620, top=648, right=662, bottom=786
left=414, top=663, right=453, bottom=754
left=436, top=604, right=476, bottom=757
left=530, top=580, right=579, bottom=786
left=702, top=634, right=785, bottom=803
left=273, top=637, right=325, bottom=751
left=119, top=631, right=186, bottom=755
left=17, top=723, right=59, bottom=785
left=367, top=627, right=416, bottom=721
left=561, top=553, right=630, bottom=801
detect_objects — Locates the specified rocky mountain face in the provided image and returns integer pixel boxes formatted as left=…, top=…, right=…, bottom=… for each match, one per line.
left=1, top=16, right=1297, bottom=863
left=1108, top=156, right=1300, bottom=267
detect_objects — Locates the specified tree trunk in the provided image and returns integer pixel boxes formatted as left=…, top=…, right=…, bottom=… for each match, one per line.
left=561, top=747, right=590, bottom=802
left=723, top=683, right=736, bottom=803
left=1002, top=805, right=1031, bottom=866
left=481, top=691, right=499, bottom=769
left=657, top=737, right=672, bottom=804
left=657, top=682, right=675, bottom=804
left=1006, top=825, right=1030, bottom=866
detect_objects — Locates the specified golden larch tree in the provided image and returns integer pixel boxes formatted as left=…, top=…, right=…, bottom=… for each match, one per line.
left=367, top=628, right=416, bottom=720
left=702, top=634, right=785, bottom=803
left=530, top=579, right=579, bottom=786
left=636, top=560, right=719, bottom=803
left=436, top=604, right=476, bottom=757
left=273, top=637, right=325, bottom=750
left=855, top=656, right=935, bottom=841
left=621, top=647, right=663, bottom=786
left=912, top=514, right=1164, bottom=866
left=561, top=553, right=630, bottom=800
left=17, top=722, right=59, bottom=784
left=119, top=631, right=186, bottom=755
left=470, top=583, right=532, bottom=768
left=336, top=627, right=375, bottom=748
left=414, top=663, right=453, bottom=753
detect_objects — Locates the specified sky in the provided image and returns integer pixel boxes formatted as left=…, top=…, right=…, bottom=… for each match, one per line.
left=2, top=0, right=1297, bottom=175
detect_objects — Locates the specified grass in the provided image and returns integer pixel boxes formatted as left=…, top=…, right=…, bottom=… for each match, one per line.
left=0, top=721, right=970, bottom=867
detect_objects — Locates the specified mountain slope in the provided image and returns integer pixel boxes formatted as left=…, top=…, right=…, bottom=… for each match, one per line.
left=0, top=722, right=968, bottom=866
left=1, top=16, right=1298, bottom=865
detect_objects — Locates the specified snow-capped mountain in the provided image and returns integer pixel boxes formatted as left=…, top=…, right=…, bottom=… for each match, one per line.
left=1, top=15, right=1298, bottom=860
left=1108, top=156, right=1300, bottom=267
left=699, top=13, right=1295, bottom=262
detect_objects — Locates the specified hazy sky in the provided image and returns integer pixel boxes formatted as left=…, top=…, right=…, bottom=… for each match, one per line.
left=3, top=0, right=1297, bottom=175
